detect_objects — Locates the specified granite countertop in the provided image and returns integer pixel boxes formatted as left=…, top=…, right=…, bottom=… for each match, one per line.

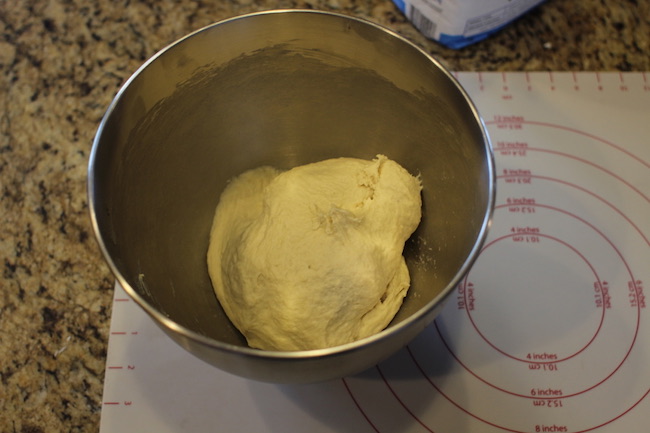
left=0, top=0, right=648, bottom=431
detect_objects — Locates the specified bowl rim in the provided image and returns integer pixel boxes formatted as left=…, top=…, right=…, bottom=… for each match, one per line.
left=87, top=8, right=496, bottom=360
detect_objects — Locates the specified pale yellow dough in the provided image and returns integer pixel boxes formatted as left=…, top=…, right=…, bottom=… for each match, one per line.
left=207, top=155, right=422, bottom=351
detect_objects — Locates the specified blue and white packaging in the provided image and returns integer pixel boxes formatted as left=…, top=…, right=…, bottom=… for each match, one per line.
left=392, top=0, right=546, bottom=49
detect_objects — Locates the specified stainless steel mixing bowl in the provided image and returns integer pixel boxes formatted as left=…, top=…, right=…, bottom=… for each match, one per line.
left=88, top=10, right=495, bottom=383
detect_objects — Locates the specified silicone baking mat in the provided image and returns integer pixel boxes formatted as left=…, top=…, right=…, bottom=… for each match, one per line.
left=100, top=72, right=650, bottom=433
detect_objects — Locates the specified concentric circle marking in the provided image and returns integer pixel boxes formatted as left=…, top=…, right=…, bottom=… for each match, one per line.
left=462, top=230, right=605, bottom=365
left=432, top=192, right=642, bottom=400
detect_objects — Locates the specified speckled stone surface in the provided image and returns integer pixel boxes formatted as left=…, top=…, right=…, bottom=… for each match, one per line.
left=0, top=0, right=648, bottom=431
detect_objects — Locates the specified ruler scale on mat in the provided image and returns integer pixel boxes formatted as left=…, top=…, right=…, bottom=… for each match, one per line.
left=100, top=72, right=650, bottom=433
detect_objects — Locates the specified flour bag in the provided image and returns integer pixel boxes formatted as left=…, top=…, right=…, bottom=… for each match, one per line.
left=393, top=0, right=546, bottom=49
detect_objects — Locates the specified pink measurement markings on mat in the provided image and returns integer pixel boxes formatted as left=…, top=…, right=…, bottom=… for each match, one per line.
left=103, top=401, right=132, bottom=406
left=103, top=295, right=140, bottom=408
left=107, top=365, right=135, bottom=370
left=524, top=147, right=649, bottom=203
left=341, top=378, right=381, bottom=433
left=430, top=195, right=644, bottom=397
left=462, top=230, right=606, bottom=365
left=342, top=117, right=650, bottom=432
left=376, top=366, right=436, bottom=433
left=399, top=340, right=650, bottom=433
left=505, top=172, right=649, bottom=247
left=572, top=72, right=579, bottom=90
left=487, top=119, right=650, bottom=173
left=470, top=71, right=650, bottom=94
left=548, top=71, right=555, bottom=90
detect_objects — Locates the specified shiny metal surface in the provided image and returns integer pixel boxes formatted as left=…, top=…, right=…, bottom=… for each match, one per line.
left=88, top=10, right=495, bottom=383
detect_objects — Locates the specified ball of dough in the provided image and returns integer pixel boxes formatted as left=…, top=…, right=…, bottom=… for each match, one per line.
left=207, top=155, right=422, bottom=351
